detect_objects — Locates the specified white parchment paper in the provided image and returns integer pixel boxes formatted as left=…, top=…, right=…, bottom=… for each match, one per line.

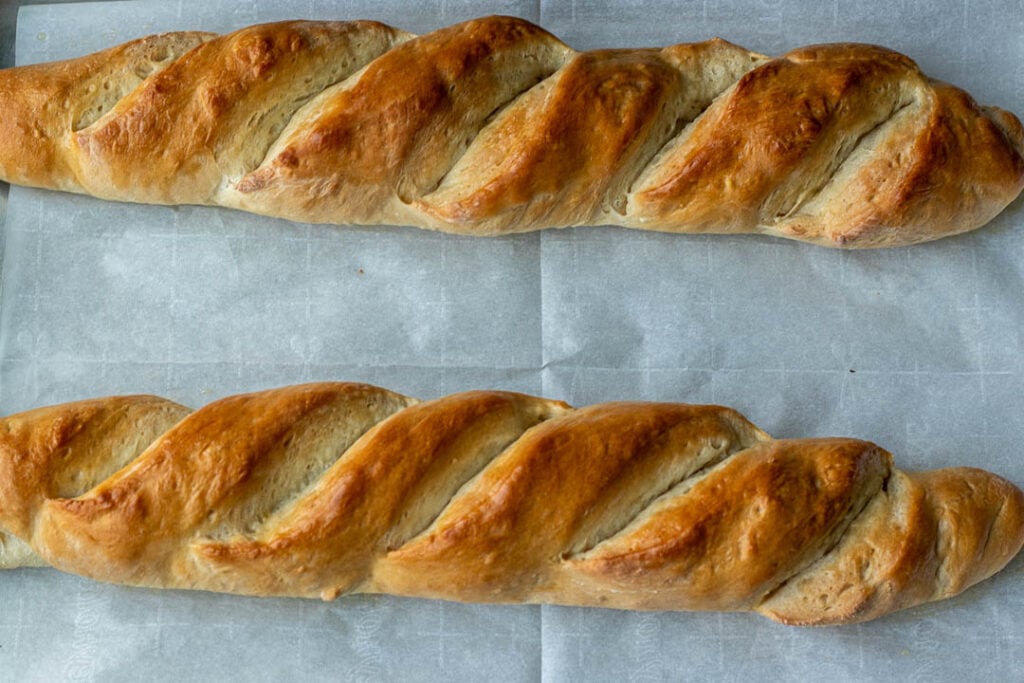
left=2, top=0, right=1023, bottom=680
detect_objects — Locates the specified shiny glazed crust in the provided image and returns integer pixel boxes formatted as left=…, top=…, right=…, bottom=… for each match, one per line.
left=0, top=17, right=1021, bottom=247
left=0, top=382, right=1021, bottom=625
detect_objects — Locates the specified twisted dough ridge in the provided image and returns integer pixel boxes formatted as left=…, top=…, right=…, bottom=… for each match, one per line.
left=0, top=16, right=1021, bottom=247
left=1, top=382, right=1021, bottom=625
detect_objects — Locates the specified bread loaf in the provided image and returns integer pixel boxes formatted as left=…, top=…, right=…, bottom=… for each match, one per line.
left=0, top=16, right=1021, bottom=247
left=1, top=382, right=1020, bottom=625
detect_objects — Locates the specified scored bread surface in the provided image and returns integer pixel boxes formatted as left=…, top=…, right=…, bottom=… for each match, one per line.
left=1, top=382, right=1021, bottom=626
left=0, top=16, right=1022, bottom=246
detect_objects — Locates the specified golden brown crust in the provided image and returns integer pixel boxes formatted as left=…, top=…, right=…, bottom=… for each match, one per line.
left=755, top=469, right=940, bottom=624
left=230, top=16, right=571, bottom=225
left=565, top=439, right=888, bottom=611
left=70, top=21, right=408, bottom=204
left=193, top=390, right=568, bottom=598
left=0, top=395, right=190, bottom=537
left=914, top=468, right=1024, bottom=596
left=415, top=48, right=682, bottom=231
left=36, top=383, right=415, bottom=587
left=0, top=383, right=1021, bottom=625
left=0, top=18, right=1020, bottom=247
left=0, top=31, right=213, bottom=191
left=375, top=402, right=766, bottom=602
left=630, top=44, right=919, bottom=234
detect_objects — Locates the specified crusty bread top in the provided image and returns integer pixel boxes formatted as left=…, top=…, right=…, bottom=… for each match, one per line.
left=0, top=16, right=1021, bottom=246
left=1, top=383, right=1021, bottom=625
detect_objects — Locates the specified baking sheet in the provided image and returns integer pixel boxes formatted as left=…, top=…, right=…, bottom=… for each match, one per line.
left=1, top=0, right=1023, bottom=680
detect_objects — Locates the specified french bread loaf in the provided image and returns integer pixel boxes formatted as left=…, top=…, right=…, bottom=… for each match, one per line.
left=1, top=382, right=1021, bottom=625
left=0, top=16, right=1021, bottom=247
